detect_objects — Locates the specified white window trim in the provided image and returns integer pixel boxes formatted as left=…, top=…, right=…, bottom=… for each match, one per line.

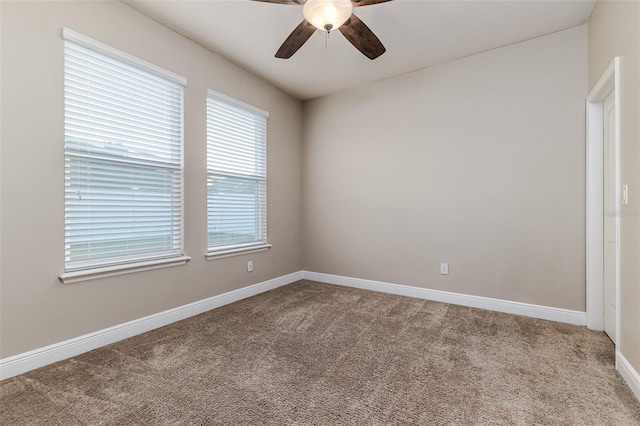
left=61, top=28, right=188, bottom=279
left=205, top=89, right=270, bottom=259
left=205, top=243, right=272, bottom=261
left=62, top=28, right=187, bottom=87
left=206, top=89, right=269, bottom=118
left=59, top=256, right=191, bottom=284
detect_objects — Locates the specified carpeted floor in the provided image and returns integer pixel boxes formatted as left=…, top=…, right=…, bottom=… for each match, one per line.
left=2, top=280, right=640, bottom=425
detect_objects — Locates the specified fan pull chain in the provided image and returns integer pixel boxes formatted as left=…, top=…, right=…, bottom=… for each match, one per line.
left=323, top=23, right=333, bottom=51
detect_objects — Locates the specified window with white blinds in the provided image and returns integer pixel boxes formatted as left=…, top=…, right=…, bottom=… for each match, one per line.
left=206, top=90, right=269, bottom=256
left=63, top=29, right=186, bottom=273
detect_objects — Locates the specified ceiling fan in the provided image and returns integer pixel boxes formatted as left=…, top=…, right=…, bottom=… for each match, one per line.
left=252, top=0, right=393, bottom=60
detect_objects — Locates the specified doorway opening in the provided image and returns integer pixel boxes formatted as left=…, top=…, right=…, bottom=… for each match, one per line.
left=586, top=57, right=620, bottom=347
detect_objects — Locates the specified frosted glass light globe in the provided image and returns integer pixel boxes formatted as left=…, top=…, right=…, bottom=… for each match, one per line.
left=303, top=0, right=353, bottom=32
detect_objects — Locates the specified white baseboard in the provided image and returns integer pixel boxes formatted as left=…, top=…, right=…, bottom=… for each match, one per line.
left=302, top=271, right=586, bottom=326
left=0, top=270, right=592, bottom=381
left=0, top=271, right=303, bottom=381
left=617, top=352, right=640, bottom=401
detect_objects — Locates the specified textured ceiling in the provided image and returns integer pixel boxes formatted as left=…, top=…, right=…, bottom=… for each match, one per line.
left=123, top=0, right=595, bottom=100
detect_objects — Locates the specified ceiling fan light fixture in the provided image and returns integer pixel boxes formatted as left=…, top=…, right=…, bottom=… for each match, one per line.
left=303, top=0, right=353, bottom=31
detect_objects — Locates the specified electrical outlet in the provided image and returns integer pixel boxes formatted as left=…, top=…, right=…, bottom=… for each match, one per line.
left=247, top=260, right=253, bottom=272
left=440, top=263, right=449, bottom=275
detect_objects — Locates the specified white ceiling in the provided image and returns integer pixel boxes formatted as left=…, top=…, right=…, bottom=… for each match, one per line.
left=123, top=0, right=595, bottom=100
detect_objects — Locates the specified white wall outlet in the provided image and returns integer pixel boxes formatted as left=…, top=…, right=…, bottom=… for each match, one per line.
left=247, top=260, right=253, bottom=272
left=440, top=263, right=449, bottom=275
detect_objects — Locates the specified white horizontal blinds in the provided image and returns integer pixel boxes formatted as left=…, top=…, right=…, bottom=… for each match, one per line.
left=64, top=37, right=185, bottom=271
left=207, top=92, right=267, bottom=251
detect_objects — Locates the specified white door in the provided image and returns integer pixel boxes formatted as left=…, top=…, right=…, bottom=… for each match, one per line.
left=603, top=91, right=617, bottom=344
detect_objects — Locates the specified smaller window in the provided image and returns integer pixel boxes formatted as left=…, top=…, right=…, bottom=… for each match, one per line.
left=206, top=90, right=270, bottom=258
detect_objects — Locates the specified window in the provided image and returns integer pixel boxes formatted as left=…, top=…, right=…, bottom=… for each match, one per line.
left=61, top=29, right=189, bottom=282
left=206, top=90, right=270, bottom=259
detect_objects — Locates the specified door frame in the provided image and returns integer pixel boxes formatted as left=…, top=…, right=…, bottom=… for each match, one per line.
left=586, top=58, right=620, bottom=346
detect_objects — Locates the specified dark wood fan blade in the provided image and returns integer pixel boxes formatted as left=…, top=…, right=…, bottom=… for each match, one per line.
left=275, top=20, right=317, bottom=59
left=339, top=14, right=386, bottom=59
left=352, top=0, right=393, bottom=6
left=250, top=0, right=301, bottom=4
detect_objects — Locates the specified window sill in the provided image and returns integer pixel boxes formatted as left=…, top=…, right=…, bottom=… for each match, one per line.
left=59, top=256, right=191, bottom=284
left=206, top=244, right=272, bottom=260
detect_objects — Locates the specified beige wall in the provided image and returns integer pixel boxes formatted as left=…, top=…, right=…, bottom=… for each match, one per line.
left=0, top=1, right=303, bottom=358
left=588, top=0, right=640, bottom=372
left=302, top=25, right=588, bottom=311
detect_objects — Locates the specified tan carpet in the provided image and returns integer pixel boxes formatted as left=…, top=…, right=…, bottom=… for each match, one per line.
left=2, top=280, right=640, bottom=425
